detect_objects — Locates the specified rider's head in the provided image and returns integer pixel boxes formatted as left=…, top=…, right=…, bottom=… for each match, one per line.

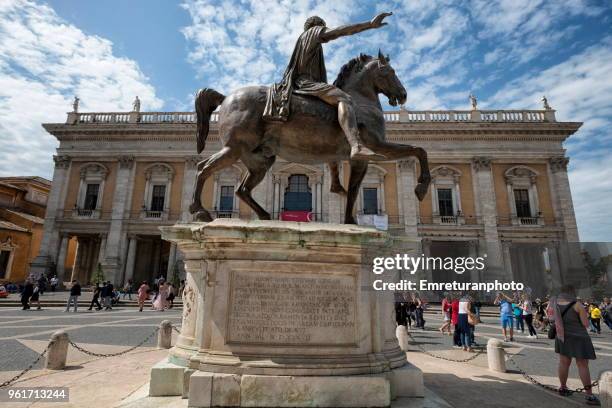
left=304, top=16, right=326, bottom=31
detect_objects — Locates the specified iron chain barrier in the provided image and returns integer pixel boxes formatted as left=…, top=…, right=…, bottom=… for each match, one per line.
left=505, top=353, right=599, bottom=395
left=1, top=326, right=163, bottom=388
left=407, top=328, right=600, bottom=395
left=68, top=327, right=160, bottom=358
left=0, top=340, right=54, bottom=388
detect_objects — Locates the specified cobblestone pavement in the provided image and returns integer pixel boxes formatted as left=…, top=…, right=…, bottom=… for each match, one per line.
left=0, top=306, right=182, bottom=375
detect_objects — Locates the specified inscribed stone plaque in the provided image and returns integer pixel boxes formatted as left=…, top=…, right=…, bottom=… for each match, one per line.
left=227, top=270, right=357, bottom=345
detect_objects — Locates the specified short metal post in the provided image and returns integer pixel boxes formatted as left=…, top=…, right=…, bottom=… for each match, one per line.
left=157, top=320, right=173, bottom=349
left=487, top=338, right=506, bottom=373
left=46, top=330, right=69, bottom=370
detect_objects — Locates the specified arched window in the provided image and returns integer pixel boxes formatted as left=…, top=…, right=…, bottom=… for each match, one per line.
left=284, top=174, right=312, bottom=211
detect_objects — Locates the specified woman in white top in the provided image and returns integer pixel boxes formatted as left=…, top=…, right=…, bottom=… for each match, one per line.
left=521, top=293, right=538, bottom=339
left=457, top=296, right=473, bottom=352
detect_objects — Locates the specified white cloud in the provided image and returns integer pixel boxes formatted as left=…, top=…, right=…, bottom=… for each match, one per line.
left=0, top=0, right=162, bottom=179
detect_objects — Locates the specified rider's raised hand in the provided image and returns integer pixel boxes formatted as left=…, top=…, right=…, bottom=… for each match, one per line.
left=371, top=12, right=392, bottom=28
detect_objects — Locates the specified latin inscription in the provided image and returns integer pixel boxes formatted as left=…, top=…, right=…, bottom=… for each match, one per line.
left=227, top=271, right=356, bottom=345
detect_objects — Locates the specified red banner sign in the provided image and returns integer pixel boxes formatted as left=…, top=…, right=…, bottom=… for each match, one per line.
left=280, top=211, right=312, bottom=222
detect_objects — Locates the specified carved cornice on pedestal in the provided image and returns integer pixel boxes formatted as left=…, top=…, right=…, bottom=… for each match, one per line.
left=472, top=156, right=492, bottom=171
left=549, top=156, right=569, bottom=172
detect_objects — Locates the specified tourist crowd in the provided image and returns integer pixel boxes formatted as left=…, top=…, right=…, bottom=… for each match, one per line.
left=394, top=288, right=610, bottom=406
left=14, top=274, right=186, bottom=313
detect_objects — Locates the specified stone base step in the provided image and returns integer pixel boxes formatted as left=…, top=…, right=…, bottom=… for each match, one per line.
left=117, top=383, right=450, bottom=408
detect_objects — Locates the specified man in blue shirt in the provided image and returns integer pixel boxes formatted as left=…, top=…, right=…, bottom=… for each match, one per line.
left=495, top=292, right=515, bottom=341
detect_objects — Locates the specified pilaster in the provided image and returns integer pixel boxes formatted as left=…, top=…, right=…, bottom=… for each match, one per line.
left=30, top=155, right=71, bottom=278
left=103, top=155, right=135, bottom=283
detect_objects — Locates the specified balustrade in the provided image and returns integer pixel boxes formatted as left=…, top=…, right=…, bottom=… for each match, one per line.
left=69, top=108, right=552, bottom=125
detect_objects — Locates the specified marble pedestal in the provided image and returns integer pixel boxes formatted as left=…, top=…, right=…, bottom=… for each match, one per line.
left=150, top=219, right=422, bottom=407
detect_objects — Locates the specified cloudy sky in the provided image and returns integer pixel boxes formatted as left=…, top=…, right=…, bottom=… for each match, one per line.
left=0, top=0, right=610, bottom=241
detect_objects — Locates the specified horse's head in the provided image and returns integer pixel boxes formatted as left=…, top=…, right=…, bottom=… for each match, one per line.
left=372, top=49, right=406, bottom=107
left=334, top=52, right=407, bottom=106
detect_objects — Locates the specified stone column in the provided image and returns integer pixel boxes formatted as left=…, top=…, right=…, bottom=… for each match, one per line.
left=472, top=157, right=505, bottom=281
left=272, top=176, right=280, bottom=219
left=30, top=156, right=71, bottom=278
left=549, top=157, right=579, bottom=242
left=97, top=234, right=107, bottom=266
left=55, top=234, right=70, bottom=284
left=468, top=240, right=480, bottom=283
left=325, top=163, right=344, bottom=224
left=152, top=239, right=161, bottom=278
left=70, top=238, right=82, bottom=282
left=167, top=243, right=177, bottom=277
left=181, top=156, right=199, bottom=222
left=124, top=236, right=138, bottom=284
left=398, top=158, right=418, bottom=237
left=103, top=155, right=135, bottom=284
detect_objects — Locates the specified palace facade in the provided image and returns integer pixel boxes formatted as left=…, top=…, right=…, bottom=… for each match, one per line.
left=30, top=105, right=585, bottom=295
left=1, top=176, right=50, bottom=283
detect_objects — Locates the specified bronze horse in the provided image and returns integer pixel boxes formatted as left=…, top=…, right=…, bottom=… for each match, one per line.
left=189, top=52, right=430, bottom=224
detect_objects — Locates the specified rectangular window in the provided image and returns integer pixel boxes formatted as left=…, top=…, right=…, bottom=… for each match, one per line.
left=437, top=188, right=454, bottom=216
left=0, top=250, right=10, bottom=279
left=83, top=183, right=99, bottom=210
left=514, top=189, right=531, bottom=217
left=363, top=188, right=378, bottom=215
left=151, top=185, right=166, bottom=211
left=219, top=186, right=234, bottom=212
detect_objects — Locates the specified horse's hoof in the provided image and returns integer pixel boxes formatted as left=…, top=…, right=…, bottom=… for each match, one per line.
left=344, top=216, right=357, bottom=225
left=194, top=210, right=213, bottom=222
left=415, top=183, right=429, bottom=201
left=259, top=213, right=271, bottom=220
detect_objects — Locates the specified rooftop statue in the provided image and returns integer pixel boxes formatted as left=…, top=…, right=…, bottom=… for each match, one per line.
left=189, top=12, right=431, bottom=224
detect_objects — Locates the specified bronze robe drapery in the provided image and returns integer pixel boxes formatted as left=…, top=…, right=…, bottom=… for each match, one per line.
left=263, top=25, right=336, bottom=121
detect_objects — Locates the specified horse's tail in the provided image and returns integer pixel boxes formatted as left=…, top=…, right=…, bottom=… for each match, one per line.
left=195, top=88, right=225, bottom=154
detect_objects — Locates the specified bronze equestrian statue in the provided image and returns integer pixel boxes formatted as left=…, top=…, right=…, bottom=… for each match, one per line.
left=189, top=12, right=431, bottom=224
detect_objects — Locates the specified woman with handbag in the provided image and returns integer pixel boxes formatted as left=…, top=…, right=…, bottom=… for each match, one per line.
left=548, top=285, right=599, bottom=406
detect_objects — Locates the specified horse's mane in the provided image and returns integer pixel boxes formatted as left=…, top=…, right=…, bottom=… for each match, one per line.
left=333, top=54, right=372, bottom=90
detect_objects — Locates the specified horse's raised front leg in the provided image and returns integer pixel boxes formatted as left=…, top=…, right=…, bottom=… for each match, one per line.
left=328, top=162, right=347, bottom=196
left=190, top=146, right=240, bottom=221
left=370, top=140, right=431, bottom=201
left=236, top=152, right=276, bottom=220
left=344, top=160, right=368, bottom=224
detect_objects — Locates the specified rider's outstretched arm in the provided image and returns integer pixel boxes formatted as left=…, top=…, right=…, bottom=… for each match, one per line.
left=320, top=12, right=392, bottom=43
